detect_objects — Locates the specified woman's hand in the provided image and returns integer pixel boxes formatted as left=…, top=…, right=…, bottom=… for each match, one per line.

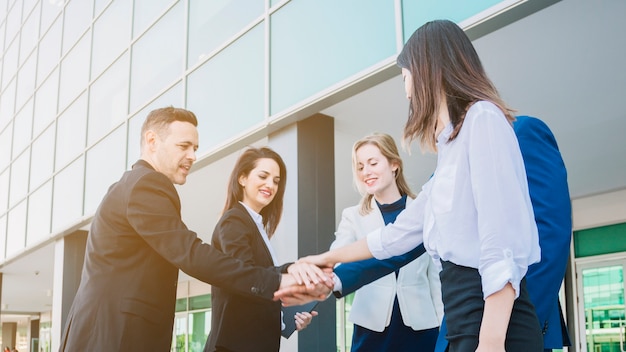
left=287, top=262, right=332, bottom=286
left=294, top=310, right=319, bottom=331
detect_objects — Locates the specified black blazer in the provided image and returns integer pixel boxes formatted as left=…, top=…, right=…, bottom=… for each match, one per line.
left=59, top=160, right=282, bottom=352
left=205, top=203, right=290, bottom=352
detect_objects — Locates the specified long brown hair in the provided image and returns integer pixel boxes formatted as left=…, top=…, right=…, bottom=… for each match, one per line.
left=396, top=19, right=515, bottom=152
left=223, top=147, right=287, bottom=236
left=352, top=133, right=416, bottom=215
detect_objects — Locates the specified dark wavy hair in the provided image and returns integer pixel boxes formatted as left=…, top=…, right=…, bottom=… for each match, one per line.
left=397, top=19, right=514, bottom=152
left=223, top=147, right=287, bottom=236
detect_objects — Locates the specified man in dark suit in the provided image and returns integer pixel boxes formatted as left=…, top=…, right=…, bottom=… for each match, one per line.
left=276, top=116, right=572, bottom=352
left=59, top=107, right=327, bottom=352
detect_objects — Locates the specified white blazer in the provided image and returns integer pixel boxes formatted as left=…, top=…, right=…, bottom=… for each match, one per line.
left=331, top=197, right=444, bottom=332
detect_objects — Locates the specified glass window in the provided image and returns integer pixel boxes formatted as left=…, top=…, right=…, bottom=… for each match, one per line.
left=187, top=23, right=264, bottom=155
left=270, top=0, right=396, bottom=115
left=84, top=125, right=126, bottom=215
left=2, top=38, right=19, bottom=90
left=12, top=99, right=33, bottom=157
left=27, top=180, right=52, bottom=245
left=37, top=16, right=62, bottom=87
left=16, top=52, right=37, bottom=111
left=132, top=0, right=173, bottom=39
left=19, top=3, right=39, bottom=63
left=61, top=0, right=93, bottom=55
left=0, top=78, right=16, bottom=130
left=88, top=53, right=129, bottom=145
left=6, top=199, right=26, bottom=257
left=58, top=32, right=91, bottom=111
left=55, top=92, right=87, bottom=170
left=187, top=0, right=263, bottom=68
left=33, top=68, right=59, bottom=137
left=0, top=22, right=5, bottom=56
left=126, top=83, right=182, bottom=169
left=0, top=170, right=9, bottom=214
left=188, top=310, right=210, bottom=351
left=40, top=0, right=63, bottom=40
left=0, top=123, right=12, bottom=170
left=9, top=150, right=29, bottom=207
left=129, top=1, right=183, bottom=112
left=52, top=156, right=84, bottom=232
left=30, top=124, right=55, bottom=191
left=91, top=0, right=131, bottom=78
left=4, top=1, right=21, bottom=45
left=0, top=215, right=5, bottom=260
left=401, top=0, right=503, bottom=42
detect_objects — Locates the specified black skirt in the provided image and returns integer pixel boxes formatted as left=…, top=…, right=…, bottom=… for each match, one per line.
left=439, top=261, right=543, bottom=352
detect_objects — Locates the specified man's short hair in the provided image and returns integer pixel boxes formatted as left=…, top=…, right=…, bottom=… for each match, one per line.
left=140, top=106, right=198, bottom=146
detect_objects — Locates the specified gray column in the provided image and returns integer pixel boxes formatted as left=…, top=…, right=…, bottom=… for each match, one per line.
left=269, top=113, right=336, bottom=352
left=51, top=230, right=87, bottom=351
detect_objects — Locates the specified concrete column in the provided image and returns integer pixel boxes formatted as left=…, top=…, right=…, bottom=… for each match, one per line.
left=269, top=113, right=336, bottom=352
left=51, top=230, right=87, bottom=352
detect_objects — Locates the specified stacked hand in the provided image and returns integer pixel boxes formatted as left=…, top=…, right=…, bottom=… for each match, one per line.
left=275, top=255, right=335, bottom=306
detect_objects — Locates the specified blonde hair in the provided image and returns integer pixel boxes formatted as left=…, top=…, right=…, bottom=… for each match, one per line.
left=351, top=133, right=415, bottom=215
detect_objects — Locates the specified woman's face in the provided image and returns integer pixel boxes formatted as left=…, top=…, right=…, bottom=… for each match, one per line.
left=401, top=68, right=414, bottom=101
left=239, top=158, right=281, bottom=213
left=355, top=143, right=398, bottom=199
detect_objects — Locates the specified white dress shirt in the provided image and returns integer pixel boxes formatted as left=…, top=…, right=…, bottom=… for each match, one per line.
left=367, top=101, right=540, bottom=299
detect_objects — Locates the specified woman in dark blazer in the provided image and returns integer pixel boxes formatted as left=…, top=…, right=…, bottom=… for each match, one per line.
left=204, top=147, right=316, bottom=352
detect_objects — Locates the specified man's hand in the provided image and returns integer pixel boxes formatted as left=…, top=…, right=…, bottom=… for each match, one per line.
left=274, top=280, right=333, bottom=306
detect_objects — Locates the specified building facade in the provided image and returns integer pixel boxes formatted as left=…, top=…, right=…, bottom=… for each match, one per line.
left=0, top=0, right=625, bottom=351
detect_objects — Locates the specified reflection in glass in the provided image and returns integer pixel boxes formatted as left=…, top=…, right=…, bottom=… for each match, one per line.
left=6, top=199, right=26, bottom=257
left=582, top=265, right=625, bottom=352
left=16, top=53, right=37, bottom=110
left=0, top=79, right=16, bottom=130
left=12, top=99, right=33, bottom=160
left=9, top=150, right=30, bottom=207
left=84, top=125, right=125, bottom=215
left=34, top=68, right=59, bottom=138
left=187, top=0, right=263, bottom=68
left=88, top=53, right=129, bottom=145
left=2, top=40, right=18, bottom=90
left=40, top=0, right=63, bottom=36
left=30, top=124, right=55, bottom=191
left=270, top=0, right=395, bottom=115
left=59, top=33, right=91, bottom=111
left=91, top=0, right=131, bottom=78
left=0, top=215, right=5, bottom=260
left=130, top=2, right=183, bottom=112
left=27, top=180, right=52, bottom=245
left=0, top=170, right=9, bottom=214
left=55, top=92, right=87, bottom=170
left=132, top=0, right=172, bottom=39
left=20, top=5, right=40, bottom=64
left=62, top=0, right=92, bottom=55
left=52, top=156, right=85, bottom=232
left=37, top=16, right=62, bottom=87
left=187, top=24, right=264, bottom=155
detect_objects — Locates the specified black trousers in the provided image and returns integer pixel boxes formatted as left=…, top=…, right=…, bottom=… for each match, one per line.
left=440, top=261, right=543, bottom=352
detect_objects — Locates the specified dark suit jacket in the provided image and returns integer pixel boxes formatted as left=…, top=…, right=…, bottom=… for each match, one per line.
left=205, top=203, right=291, bottom=352
left=59, top=160, right=282, bottom=352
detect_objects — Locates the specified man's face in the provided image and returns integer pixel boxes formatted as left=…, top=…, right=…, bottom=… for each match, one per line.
left=151, top=121, right=199, bottom=185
